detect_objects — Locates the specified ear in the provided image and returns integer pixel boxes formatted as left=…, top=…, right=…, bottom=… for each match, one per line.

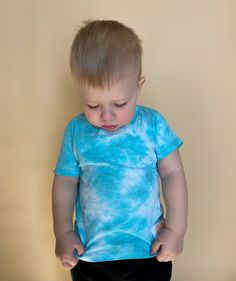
left=138, top=76, right=146, bottom=91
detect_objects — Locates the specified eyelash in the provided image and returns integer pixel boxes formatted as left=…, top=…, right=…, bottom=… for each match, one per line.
left=87, top=105, right=99, bottom=109
left=115, top=102, right=127, bottom=107
left=87, top=103, right=127, bottom=109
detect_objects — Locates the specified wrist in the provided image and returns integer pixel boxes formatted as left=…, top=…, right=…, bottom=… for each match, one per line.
left=165, top=225, right=186, bottom=238
left=55, top=230, right=74, bottom=239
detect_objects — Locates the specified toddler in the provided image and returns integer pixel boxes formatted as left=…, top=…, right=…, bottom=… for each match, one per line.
left=52, top=20, right=188, bottom=281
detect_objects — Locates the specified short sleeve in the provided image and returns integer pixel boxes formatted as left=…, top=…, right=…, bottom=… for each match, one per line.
left=54, top=120, right=80, bottom=177
left=154, top=112, right=183, bottom=160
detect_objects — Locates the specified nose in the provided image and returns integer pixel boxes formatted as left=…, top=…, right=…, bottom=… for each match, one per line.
left=100, top=107, right=115, bottom=123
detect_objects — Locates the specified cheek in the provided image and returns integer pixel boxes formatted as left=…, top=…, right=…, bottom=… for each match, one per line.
left=84, top=109, right=98, bottom=123
left=118, top=107, right=135, bottom=123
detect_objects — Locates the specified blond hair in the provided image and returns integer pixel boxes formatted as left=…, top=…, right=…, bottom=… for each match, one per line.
left=70, top=20, right=142, bottom=88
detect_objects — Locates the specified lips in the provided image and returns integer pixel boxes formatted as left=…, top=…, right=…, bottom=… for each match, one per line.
left=102, top=125, right=118, bottom=132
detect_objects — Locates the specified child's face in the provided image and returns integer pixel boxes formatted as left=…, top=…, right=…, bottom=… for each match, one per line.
left=79, top=76, right=145, bottom=132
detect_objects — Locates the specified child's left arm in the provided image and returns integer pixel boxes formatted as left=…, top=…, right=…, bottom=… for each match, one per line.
left=151, top=149, right=188, bottom=262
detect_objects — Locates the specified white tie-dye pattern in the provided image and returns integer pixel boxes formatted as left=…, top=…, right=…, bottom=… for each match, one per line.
left=80, top=188, right=115, bottom=223
left=120, top=168, right=145, bottom=194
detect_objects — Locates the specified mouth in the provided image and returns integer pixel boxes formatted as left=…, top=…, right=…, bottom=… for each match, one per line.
left=102, top=125, right=118, bottom=132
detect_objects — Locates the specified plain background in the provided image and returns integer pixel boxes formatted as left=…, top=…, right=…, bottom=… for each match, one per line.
left=0, top=1, right=236, bottom=280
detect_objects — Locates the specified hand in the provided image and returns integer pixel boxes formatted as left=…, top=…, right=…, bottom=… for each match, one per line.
left=55, top=231, right=85, bottom=270
left=151, top=227, right=184, bottom=262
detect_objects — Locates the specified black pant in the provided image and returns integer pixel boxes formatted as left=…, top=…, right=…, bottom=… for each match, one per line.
left=71, top=257, right=172, bottom=281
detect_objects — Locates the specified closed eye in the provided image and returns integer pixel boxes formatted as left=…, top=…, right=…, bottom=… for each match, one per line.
left=114, top=102, right=127, bottom=107
left=87, top=104, right=99, bottom=109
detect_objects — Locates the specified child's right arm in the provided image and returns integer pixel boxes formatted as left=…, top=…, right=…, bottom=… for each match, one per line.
left=52, top=175, right=85, bottom=270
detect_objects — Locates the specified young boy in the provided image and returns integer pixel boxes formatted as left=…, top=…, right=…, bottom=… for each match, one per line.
left=52, top=20, right=188, bottom=281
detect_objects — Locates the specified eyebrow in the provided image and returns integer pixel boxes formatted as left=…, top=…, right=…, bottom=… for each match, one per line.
left=113, top=99, right=127, bottom=103
left=85, top=98, right=127, bottom=104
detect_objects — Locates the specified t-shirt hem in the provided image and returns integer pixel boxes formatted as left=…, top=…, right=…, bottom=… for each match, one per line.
left=77, top=254, right=157, bottom=263
left=158, top=140, right=183, bottom=160
left=53, top=168, right=80, bottom=177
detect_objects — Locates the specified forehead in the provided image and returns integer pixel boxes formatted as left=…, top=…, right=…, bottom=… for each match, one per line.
left=79, top=77, right=137, bottom=103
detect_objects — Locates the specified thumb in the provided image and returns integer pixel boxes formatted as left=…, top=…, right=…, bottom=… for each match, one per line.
left=74, top=241, right=85, bottom=257
left=151, top=239, right=162, bottom=255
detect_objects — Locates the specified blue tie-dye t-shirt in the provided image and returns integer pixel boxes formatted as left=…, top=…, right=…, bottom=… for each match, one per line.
left=54, top=105, right=183, bottom=262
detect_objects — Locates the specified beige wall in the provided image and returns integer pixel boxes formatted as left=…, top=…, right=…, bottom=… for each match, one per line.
left=1, top=1, right=236, bottom=280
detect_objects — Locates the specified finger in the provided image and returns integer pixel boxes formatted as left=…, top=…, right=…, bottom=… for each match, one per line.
left=61, top=255, right=78, bottom=269
left=74, top=243, right=85, bottom=256
left=151, top=239, right=162, bottom=255
left=156, top=251, right=169, bottom=262
left=62, top=261, right=76, bottom=270
left=61, top=250, right=79, bottom=265
left=156, top=248, right=173, bottom=262
left=157, top=255, right=168, bottom=262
